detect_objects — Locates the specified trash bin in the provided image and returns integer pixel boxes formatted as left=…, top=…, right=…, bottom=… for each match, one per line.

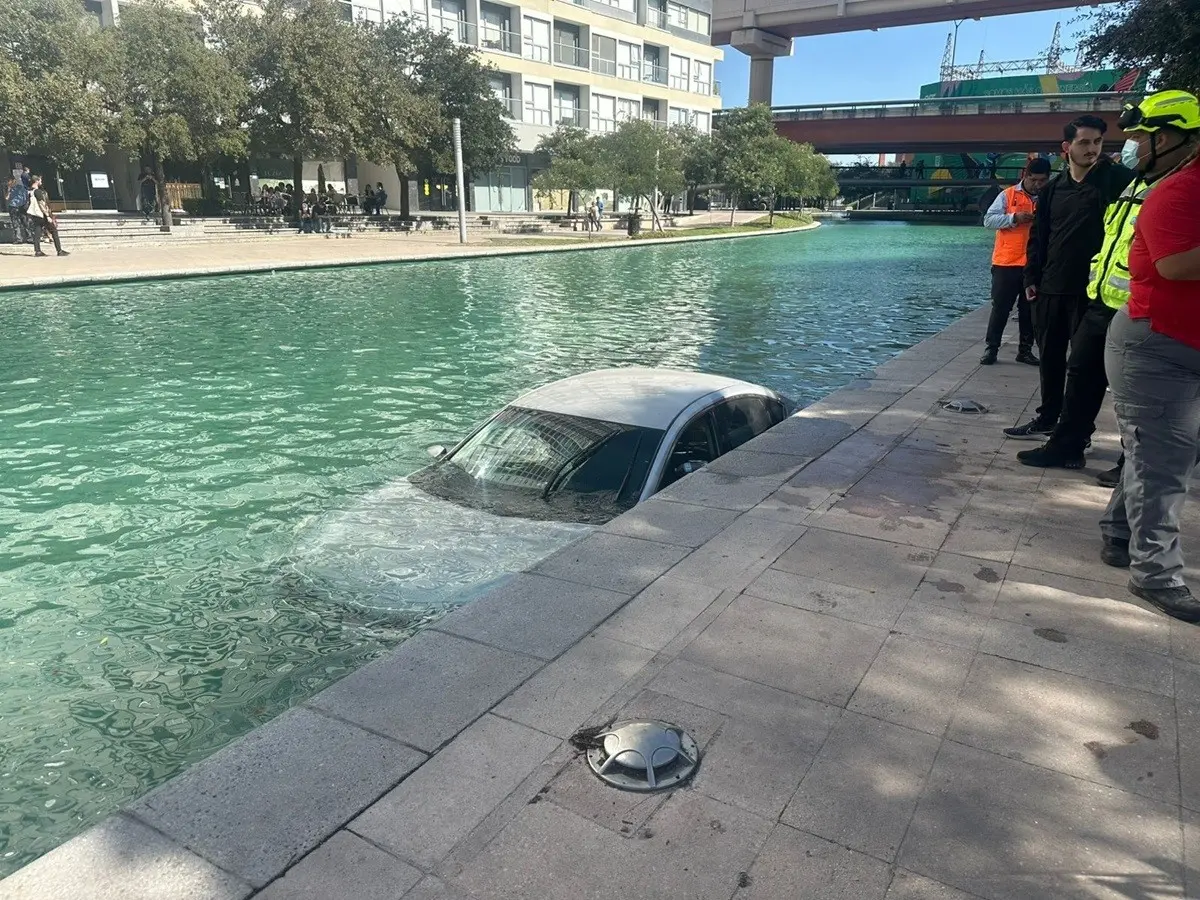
left=627, top=214, right=641, bottom=236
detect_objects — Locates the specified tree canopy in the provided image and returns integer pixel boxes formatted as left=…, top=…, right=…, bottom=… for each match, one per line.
left=1078, top=0, right=1200, bottom=96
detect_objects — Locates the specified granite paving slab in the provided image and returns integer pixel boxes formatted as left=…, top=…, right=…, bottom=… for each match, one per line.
left=253, top=831, right=421, bottom=900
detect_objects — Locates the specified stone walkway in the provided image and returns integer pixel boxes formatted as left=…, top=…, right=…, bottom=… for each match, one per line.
left=5, top=305, right=1199, bottom=900
left=0, top=212, right=779, bottom=291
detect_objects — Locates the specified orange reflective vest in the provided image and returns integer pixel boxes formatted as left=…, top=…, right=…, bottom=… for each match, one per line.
left=991, top=185, right=1036, bottom=268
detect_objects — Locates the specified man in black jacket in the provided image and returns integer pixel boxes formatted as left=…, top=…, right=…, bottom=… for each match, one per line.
left=1004, top=115, right=1135, bottom=441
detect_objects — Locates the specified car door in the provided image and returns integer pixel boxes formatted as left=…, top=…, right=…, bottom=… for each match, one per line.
left=712, top=395, right=786, bottom=454
left=655, top=410, right=719, bottom=492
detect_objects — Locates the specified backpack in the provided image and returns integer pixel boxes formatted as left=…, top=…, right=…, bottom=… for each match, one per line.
left=7, top=182, right=28, bottom=211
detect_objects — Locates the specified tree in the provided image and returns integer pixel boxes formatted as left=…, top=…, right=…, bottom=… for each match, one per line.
left=205, top=0, right=363, bottom=213
left=674, top=125, right=719, bottom=214
left=374, top=16, right=515, bottom=214
left=1078, top=0, right=1200, bottom=95
left=531, top=125, right=607, bottom=215
left=106, top=2, right=249, bottom=231
left=713, top=103, right=777, bottom=224
left=354, top=21, right=440, bottom=214
left=0, top=0, right=112, bottom=168
left=600, top=119, right=684, bottom=231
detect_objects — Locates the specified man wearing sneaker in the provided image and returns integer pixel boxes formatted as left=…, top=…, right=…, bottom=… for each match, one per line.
left=979, top=158, right=1052, bottom=367
left=1004, top=115, right=1136, bottom=441
left=1019, top=92, right=1200, bottom=470
left=1098, top=93, right=1200, bottom=622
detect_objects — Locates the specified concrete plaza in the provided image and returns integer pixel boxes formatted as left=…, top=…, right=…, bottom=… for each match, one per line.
left=4, top=305, right=1199, bottom=900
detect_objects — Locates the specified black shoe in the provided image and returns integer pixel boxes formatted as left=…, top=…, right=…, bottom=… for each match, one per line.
left=1129, top=582, right=1200, bottom=623
left=57, top=250, right=69, bottom=257
left=980, top=348, right=998, bottom=365
left=34, top=251, right=47, bottom=257
left=1015, top=350, right=1040, bottom=366
left=1016, top=443, right=1086, bottom=469
left=1101, top=537, right=1130, bottom=568
left=1097, top=465, right=1122, bottom=489
left=1004, top=419, right=1055, bottom=440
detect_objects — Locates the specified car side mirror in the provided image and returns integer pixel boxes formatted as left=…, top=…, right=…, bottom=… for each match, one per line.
left=427, top=444, right=449, bottom=459
left=674, top=460, right=707, bottom=478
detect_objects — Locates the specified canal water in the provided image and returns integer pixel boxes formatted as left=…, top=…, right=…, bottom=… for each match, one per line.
left=0, top=221, right=989, bottom=874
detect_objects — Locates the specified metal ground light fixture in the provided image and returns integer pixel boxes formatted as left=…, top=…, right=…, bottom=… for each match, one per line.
left=583, top=721, right=700, bottom=792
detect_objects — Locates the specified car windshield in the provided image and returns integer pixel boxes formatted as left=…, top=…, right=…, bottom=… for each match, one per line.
left=410, top=406, right=664, bottom=524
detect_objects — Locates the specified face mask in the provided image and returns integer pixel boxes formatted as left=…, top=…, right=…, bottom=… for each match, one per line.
left=1121, top=139, right=1142, bottom=170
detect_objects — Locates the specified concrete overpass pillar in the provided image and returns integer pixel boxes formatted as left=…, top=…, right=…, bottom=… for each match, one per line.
left=731, top=28, right=791, bottom=106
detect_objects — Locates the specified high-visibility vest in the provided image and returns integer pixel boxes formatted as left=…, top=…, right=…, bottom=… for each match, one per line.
left=991, top=185, right=1036, bottom=267
left=1088, top=177, right=1153, bottom=310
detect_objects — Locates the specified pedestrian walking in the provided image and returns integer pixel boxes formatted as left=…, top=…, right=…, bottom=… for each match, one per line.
left=25, top=176, right=68, bottom=257
left=1004, top=115, right=1136, bottom=441
left=596, top=195, right=604, bottom=229
left=1019, top=92, right=1200, bottom=471
left=1097, top=105, right=1200, bottom=620
left=979, top=158, right=1051, bottom=367
left=6, top=175, right=29, bottom=243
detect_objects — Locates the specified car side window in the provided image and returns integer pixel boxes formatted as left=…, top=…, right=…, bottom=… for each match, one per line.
left=658, top=411, right=718, bottom=490
left=713, top=396, right=777, bottom=453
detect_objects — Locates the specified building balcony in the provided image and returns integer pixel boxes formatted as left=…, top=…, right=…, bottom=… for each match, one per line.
left=480, top=26, right=518, bottom=54
left=425, top=13, right=475, bottom=46
left=646, top=8, right=667, bottom=29
left=554, top=106, right=588, bottom=127
left=643, top=63, right=667, bottom=86
left=553, top=42, right=590, bottom=69
left=498, top=97, right=522, bottom=119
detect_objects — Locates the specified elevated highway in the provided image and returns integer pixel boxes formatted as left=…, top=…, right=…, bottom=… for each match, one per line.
left=716, top=0, right=1119, bottom=103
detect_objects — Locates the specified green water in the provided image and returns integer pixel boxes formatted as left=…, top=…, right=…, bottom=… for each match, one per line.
left=0, top=222, right=990, bottom=874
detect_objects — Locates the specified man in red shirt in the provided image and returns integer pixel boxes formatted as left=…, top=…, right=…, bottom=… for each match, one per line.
left=1100, top=97, right=1200, bottom=620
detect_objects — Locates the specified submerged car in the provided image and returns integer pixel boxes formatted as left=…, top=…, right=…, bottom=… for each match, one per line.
left=289, top=368, right=790, bottom=613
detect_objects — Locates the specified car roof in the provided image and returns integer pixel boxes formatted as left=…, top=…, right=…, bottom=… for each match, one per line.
left=510, top=367, right=777, bottom=430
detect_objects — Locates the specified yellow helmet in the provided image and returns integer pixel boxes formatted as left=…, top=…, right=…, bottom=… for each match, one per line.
left=1119, top=90, right=1200, bottom=134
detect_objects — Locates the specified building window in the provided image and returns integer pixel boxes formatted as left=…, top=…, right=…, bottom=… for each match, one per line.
left=480, top=2, right=516, bottom=53
left=693, top=111, right=710, bottom=133
left=668, top=106, right=694, bottom=126
left=693, top=60, right=712, bottom=95
left=669, top=54, right=690, bottom=91
left=525, top=82, right=552, bottom=125
left=616, top=97, right=639, bottom=122
left=591, top=94, right=617, bottom=132
left=646, top=0, right=667, bottom=29
left=616, top=41, right=641, bottom=81
left=591, top=34, right=617, bottom=77
left=429, top=0, right=470, bottom=43
left=554, top=83, right=583, bottom=127
left=523, top=16, right=551, bottom=62
left=666, top=3, right=708, bottom=35
left=489, top=73, right=518, bottom=119
left=554, top=22, right=588, bottom=69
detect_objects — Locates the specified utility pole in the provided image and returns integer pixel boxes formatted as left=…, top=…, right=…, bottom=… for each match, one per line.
left=452, top=117, right=467, bottom=245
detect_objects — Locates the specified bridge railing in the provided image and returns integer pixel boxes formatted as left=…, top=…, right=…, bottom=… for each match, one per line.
left=755, top=92, right=1141, bottom=122
left=831, top=164, right=1029, bottom=182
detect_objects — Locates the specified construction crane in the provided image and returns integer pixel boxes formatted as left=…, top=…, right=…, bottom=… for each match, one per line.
left=939, top=22, right=1072, bottom=82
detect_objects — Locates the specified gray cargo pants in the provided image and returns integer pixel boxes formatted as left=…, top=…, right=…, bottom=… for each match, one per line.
left=1100, top=309, right=1200, bottom=589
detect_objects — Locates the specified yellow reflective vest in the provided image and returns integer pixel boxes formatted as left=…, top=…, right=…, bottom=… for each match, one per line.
left=1088, top=177, right=1154, bottom=310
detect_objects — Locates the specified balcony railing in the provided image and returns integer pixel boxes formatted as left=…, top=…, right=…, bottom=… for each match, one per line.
left=498, top=96, right=522, bottom=120
left=479, top=26, right=517, bottom=54
left=714, top=81, right=721, bottom=97
left=591, top=55, right=617, bottom=77
left=553, top=42, right=589, bottom=68
left=643, top=63, right=667, bottom=85
left=642, top=116, right=669, bottom=129
left=646, top=7, right=667, bottom=29
left=523, top=38, right=551, bottom=62
left=425, top=13, right=474, bottom=45
left=554, top=106, right=588, bottom=127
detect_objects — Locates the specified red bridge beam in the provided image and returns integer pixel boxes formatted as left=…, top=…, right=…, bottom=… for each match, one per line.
left=775, top=111, right=1119, bottom=155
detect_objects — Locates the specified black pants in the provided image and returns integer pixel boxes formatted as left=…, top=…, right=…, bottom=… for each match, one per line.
left=30, top=217, right=62, bottom=254
left=1033, top=291, right=1089, bottom=425
left=984, top=266, right=1034, bottom=353
left=1048, top=301, right=1117, bottom=453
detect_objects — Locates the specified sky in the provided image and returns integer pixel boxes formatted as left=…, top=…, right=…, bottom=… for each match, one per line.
left=714, top=8, right=1089, bottom=108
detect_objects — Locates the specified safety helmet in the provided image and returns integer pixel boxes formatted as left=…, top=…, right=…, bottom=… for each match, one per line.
left=1119, top=90, right=1200, bottom=134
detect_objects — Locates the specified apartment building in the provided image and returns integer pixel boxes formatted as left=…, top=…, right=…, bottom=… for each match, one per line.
left=350, top=0, right=723, bottom=213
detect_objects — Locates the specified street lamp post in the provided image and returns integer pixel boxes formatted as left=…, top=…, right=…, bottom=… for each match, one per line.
left=452, top=117, right=467, bottom=244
